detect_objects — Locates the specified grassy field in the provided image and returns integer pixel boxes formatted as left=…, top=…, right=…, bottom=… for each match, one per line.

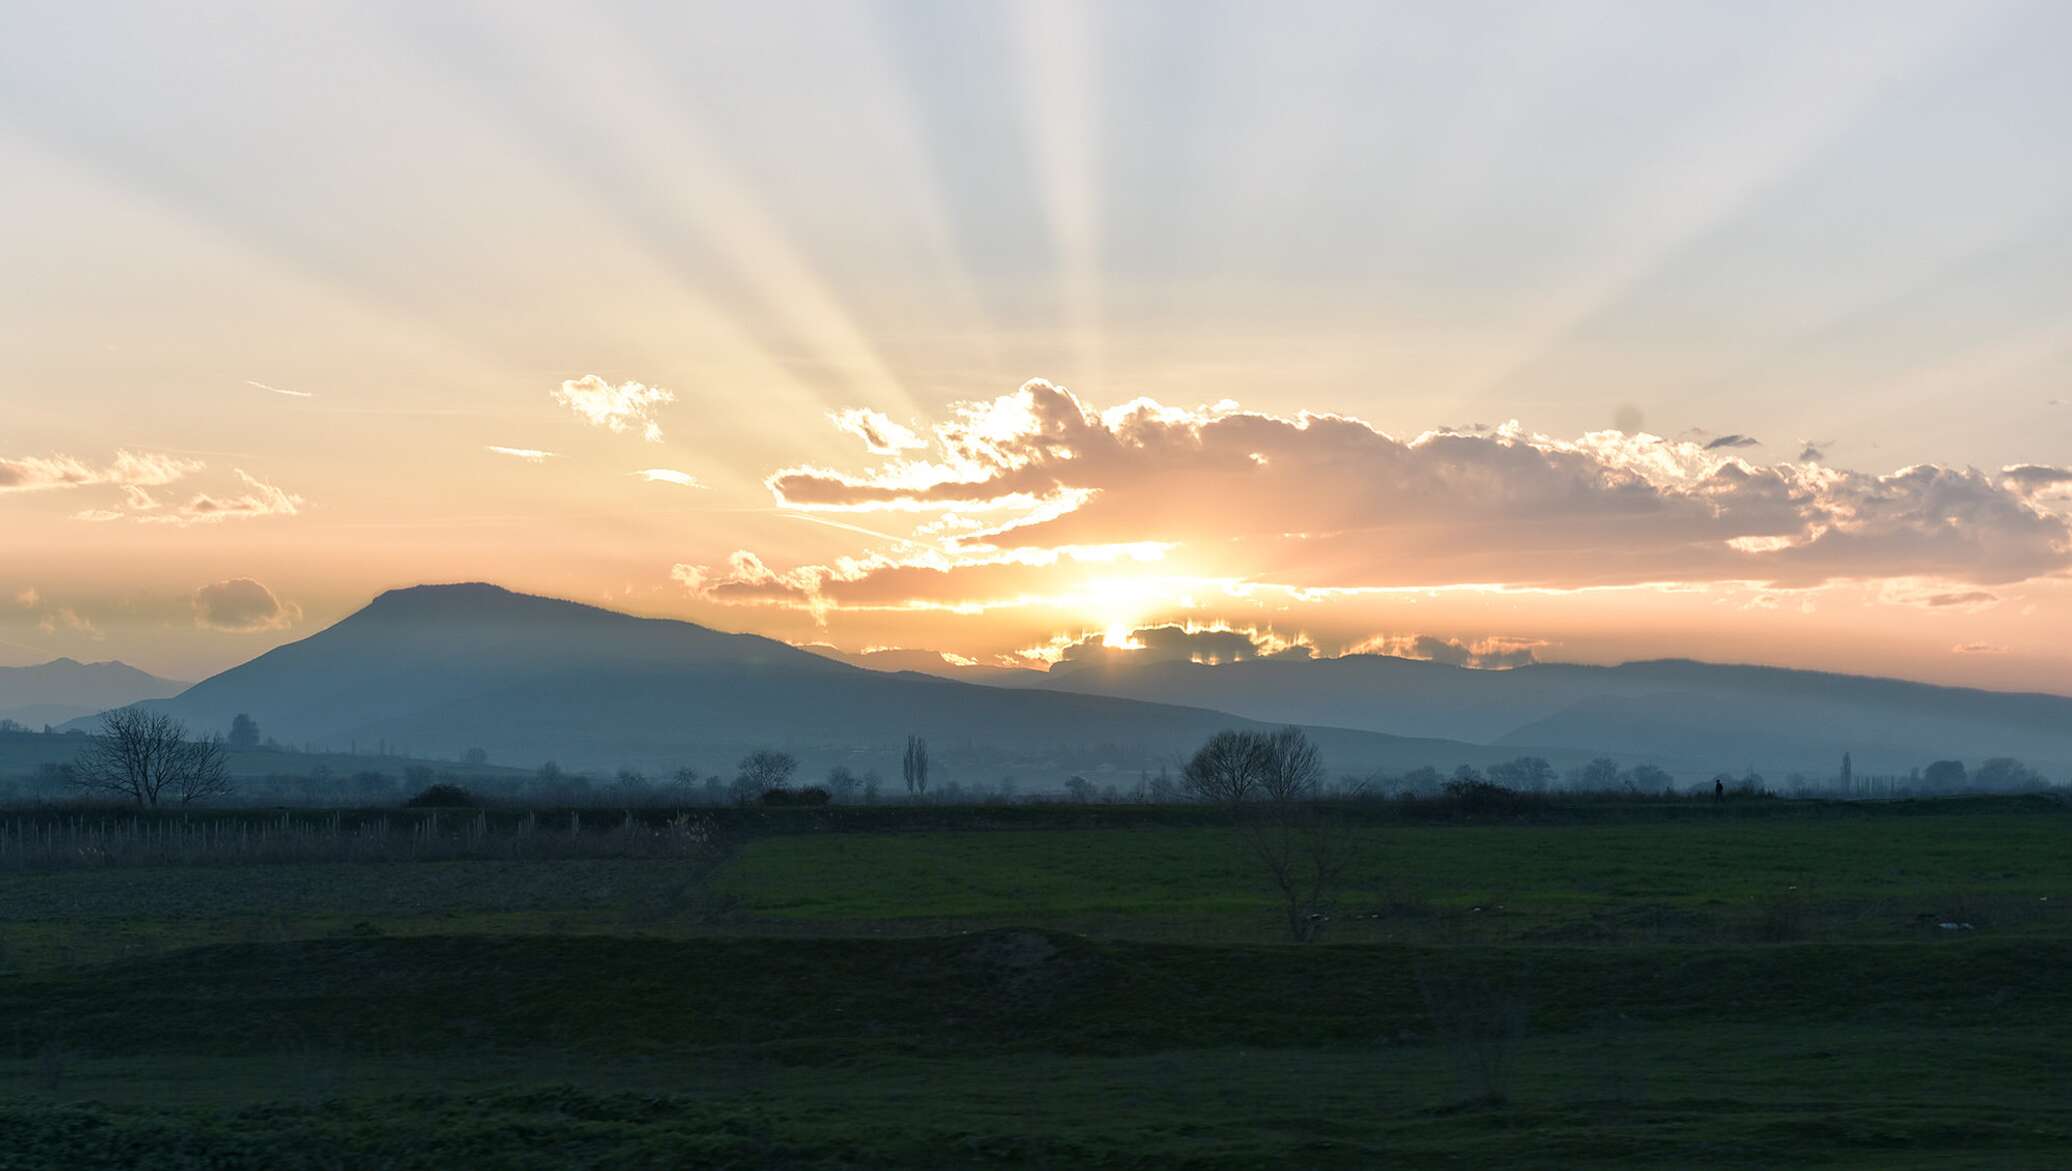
left=0, top=797, right=2067, bottom=1166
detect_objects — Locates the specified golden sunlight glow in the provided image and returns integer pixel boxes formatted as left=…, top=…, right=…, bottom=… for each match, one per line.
left=1078, top=575, right=1165, bottom=648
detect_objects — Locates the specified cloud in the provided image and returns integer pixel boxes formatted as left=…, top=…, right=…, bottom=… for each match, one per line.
left=1952, top=642, right=2007, bottom=655
left=1877, top=581, right=2003, bottom=612
left=2002, top=464, right=2072, bottom=499
left=192, top=578, right=300, bottom=632
left=634, top=468, right=704, bottom=488
left=1703, top=434, right=1761, bottom=450
left=1798, top=439, right=1834, bottom=462
left=0, top=450, right=298, bottom=526
left=1345, top=633, right=1544, bottom=669
left=1048, top=623, right=1312, bottom=670
left=830, top=408, right=926, bottom=455
left=673, top=552, right=831, bottom=614
left=13, top=588, right=38, bottom=609
left=0, top=449, right=202, bottom=494
left=486, top=446, right=557, bottom=462
left=36, top=607, right=100, bottom=640
left=552, top=375, right=675, bottom=441
left=145, top=470, right=302, bottom=525
left=247, top=379, right=313, bottom=398
left=1924, top=590, right=1999, bottom=609
left=737, top=381, right=2072, bottom=609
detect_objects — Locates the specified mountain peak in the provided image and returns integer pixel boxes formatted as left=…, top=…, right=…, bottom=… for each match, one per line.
left=369, top=582, right=523, bottom=606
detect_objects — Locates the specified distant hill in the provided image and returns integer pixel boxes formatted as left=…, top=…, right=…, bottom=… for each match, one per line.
left=798, top=644, right=1034, bottom=686
left=84, top=584, right=1561, bottom=782
left=0, top=658, right=187, bottom=729
left=954, top=654, right=2072, bottom=779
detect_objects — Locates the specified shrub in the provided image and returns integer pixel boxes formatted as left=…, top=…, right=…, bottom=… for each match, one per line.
left=757, top=786, right=831, bottom=807
left=404, top=783, right=478, bottom=808
left=1441, top=777, right=1529, bottom=816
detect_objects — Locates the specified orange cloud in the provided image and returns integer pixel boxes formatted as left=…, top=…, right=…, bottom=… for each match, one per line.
left=695, top=381, right=2072, bottom=626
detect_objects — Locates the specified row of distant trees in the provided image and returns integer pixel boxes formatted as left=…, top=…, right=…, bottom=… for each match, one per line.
left=15, top=706, right=2067, bottom=809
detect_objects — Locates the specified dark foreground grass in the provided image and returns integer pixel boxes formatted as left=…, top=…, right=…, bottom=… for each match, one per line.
left=0, top=809, right=2064, bottom=974
left=1, top=934, right=2068, bottom=1168
left=0, top=800, right=2065, bottom=1167
left=7, top=932, right=2072, bottom=1058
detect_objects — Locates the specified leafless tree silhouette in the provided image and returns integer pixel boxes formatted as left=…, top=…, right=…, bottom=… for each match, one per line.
left=1186, top=726, right=1357, bottom=941
left=1180, top=729, right=1268, bottom=803
left=70, top=708, right=233, bottom=807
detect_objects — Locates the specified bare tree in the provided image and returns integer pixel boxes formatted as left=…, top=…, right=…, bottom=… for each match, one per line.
left=71, top=708, right=233, bottom=807
left=825, top=765, right=862, bottom=803
left=1186, top=726, right=1356, bottom=941
left=735, top=749, right=798, bottom=799
left=1256, top=726, right=1325, bottom=802
left=902, top=735, right=930, bottom=797
left=1180, top=729, right=1269, bottom=803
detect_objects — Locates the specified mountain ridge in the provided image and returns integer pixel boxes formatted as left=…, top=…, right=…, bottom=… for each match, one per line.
left=75, top=583, right=1572, bottom=782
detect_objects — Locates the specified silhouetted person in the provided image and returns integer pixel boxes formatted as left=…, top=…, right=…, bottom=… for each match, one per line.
left=1714, top=776, right=1725, bottom=803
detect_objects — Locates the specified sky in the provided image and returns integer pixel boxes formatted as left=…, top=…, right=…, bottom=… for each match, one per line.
left=3, top=1, right=2071, bottom=692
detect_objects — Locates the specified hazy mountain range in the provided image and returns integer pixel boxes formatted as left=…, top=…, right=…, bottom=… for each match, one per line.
left=855, top=649, right=2072, bottom=779
left=64, top=584, right=1561, bottom=780
left=30, top=583, right=2072, bottom=786
left=0, top=658, right=186, bottom=729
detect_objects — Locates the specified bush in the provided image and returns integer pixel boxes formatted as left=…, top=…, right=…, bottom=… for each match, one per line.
left=404, top=783, right=478, bottom=808
left=758, top=786, right=832, bottom=807
left=1441, top=777, right=1532, bottom=816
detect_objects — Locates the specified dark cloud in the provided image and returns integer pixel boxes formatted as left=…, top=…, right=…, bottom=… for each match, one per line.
left=192, top=578, right=299, bottom=632
left=1052, top=624, right=1303, bottom=669
left=1703, top=434, right=1761, bottom=450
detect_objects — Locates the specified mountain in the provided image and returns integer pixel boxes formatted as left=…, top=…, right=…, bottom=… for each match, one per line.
left=92, top=584, right=1568, bottom=781
left=956, top=654, right=2072, bottom=779
left=799, top=644, right=1034, bottom=685
left=0, top=658, right=187, bottom=728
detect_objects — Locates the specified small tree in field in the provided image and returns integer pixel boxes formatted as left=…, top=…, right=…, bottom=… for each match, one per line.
left=902, top=735, right=930, bottom=798
left=1257, top=726, right=1325, bottom=802
left=1185, top=726, right=1357, bottom=942
left=227, top=713, right=261, bottom=751
left=736, top=749, right=798, bottom=800
left=825, top=765, right=862, bottom=803
left=1181, top=730, right=1268, bottom=803
left=71, top=708, right=232, bottom=807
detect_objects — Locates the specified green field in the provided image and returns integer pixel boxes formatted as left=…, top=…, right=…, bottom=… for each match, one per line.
left=1, top=799, right=2068, bottom=1167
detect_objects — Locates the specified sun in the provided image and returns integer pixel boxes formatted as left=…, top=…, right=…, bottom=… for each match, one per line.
left=1079, top=575, right=1162, bottom=648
